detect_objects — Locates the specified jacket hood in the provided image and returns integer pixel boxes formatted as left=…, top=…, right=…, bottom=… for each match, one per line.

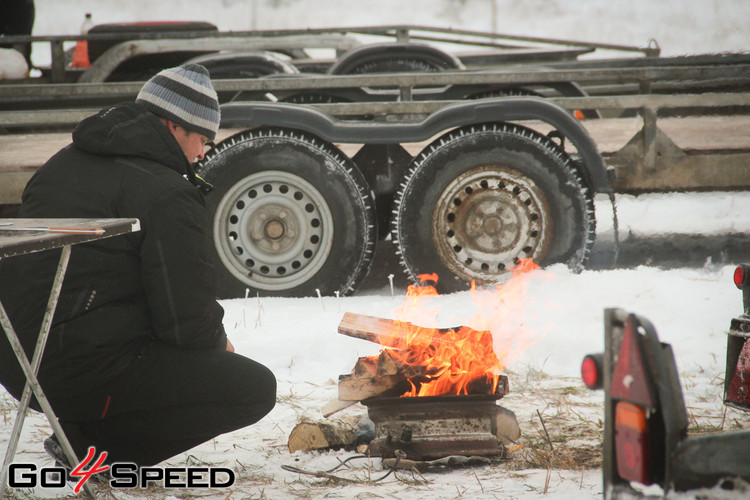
left=72, top=102, right=191, bottom=175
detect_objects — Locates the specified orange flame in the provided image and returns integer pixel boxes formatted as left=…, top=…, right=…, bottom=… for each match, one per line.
left=466, top=258, right=547, bottom=372
left=373, top=258, right=544, bottom=397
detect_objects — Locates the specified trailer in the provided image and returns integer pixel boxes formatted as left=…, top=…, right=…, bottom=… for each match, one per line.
left=582, top=306, right=750, bottom=497
left=1, top=26, right=750, bottom=297
left=581, top=266, right=750, bottom=496
left=1, top=24, right=657, bottom=83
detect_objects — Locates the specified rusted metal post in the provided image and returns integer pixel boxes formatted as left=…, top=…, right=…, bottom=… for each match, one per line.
left=50, top=40, right=66, bottom=83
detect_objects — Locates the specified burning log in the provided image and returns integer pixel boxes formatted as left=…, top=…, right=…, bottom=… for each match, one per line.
left=314, top=271, right=532, bottom=460
left=337, top=350, right=433, bottom=401
left=321, top=352, right=428, bottom=417
left=338, top=312, right=458, bottom=349
left=377, top=349, right=428, bottom=379
left=322, top=311, right=507, bottom=418
left=337, top=373, right=405, bottom=401
left=337, top=312, right=503, bottom=398
left=352, top=350, right=428, bottom=380
left=374, top=350, right=399, bottom=376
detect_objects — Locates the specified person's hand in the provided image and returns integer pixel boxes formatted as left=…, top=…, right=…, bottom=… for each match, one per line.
left=226, top=339, right=235, bottom=352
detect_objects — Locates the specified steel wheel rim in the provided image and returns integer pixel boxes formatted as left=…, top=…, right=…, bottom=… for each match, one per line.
left=213, top=170, right=334, bottom=291
left=432, top=166, right=552, bottom=283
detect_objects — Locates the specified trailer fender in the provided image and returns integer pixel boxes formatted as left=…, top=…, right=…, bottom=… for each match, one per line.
left=219, top=98, right=611, bottom=194
left=184, top=51, right=299, bottom=79
left=328, top=42, right=465, bottom=74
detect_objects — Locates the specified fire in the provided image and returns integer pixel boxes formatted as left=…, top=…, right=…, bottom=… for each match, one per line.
left=465, top=258, right=546, bottom=371
left=374, top=259, right=543, bottom=397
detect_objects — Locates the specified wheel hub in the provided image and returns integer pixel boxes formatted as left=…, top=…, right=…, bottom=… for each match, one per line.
left=249, top=205, right=298, bottom=253
left=433, top=167, right=550, bottom=283
left=213, top=171, right=334, bottom=291
left=462, top=194, right=523, bottom=252
left=480, top=215, right=503, bottom=236
left=264, top=219, right=286, bottom=240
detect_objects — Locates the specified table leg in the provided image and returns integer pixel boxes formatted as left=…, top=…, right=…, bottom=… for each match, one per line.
left=0, top=246, right=97, bottom=498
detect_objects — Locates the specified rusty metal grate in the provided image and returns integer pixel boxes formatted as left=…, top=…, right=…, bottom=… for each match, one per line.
left=363, top=384, right=507, bottom=461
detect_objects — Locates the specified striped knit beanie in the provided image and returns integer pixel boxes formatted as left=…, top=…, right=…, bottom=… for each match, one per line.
left=136, top=64, right=220, bottom=141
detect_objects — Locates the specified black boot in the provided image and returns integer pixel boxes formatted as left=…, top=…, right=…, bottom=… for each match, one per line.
left=43, top=434, right=74, bottom=482
left=43, top=434, right=111, bottom=485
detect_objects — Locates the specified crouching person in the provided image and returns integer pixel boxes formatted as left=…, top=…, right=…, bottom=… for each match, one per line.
left=0, top=64, right=276, bottom=469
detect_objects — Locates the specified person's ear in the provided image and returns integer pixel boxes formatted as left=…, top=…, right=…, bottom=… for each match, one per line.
left=163, top=120, right=178, bottom=135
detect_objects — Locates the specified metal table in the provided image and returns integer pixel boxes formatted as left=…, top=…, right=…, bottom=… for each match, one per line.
left=0, top=218, right=140, bottom=497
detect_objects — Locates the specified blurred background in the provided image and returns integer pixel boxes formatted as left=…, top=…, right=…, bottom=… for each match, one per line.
left=28, top=0, right=750, bottom=68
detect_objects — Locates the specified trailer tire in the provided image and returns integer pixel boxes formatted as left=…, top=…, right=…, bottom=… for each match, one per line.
left=392, top=123, right=595, bottom=293
left=196, top=128, right=376, bottom=298
left=345, top=58, right=438, bottom=74
left=329, top=43, right=463, bottom=75
left=466, top=88, right=542, bottom=99
left=280, top=93, right=350, bottom=104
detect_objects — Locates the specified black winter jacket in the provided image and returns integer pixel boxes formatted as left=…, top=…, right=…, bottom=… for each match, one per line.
left=0, top=102, right=227, bottom=400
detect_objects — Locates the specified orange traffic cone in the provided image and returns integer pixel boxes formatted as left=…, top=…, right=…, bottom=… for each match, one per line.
left=71, top=40, right=90, bottom=68
left=71, top=12, right=93, bottom=68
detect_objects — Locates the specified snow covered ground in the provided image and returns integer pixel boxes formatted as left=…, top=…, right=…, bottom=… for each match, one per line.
left=3, top=1, right=750, bottom=499
left=4, top=194, right=750, bottom=499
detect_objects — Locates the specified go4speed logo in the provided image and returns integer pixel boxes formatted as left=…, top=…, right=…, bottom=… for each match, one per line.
left=8, top=447, right=235, bottom=493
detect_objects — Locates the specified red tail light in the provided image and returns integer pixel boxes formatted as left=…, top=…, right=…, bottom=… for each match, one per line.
left=734, top=266, right=747, bottom=288
left=614, top=401, right=652, bottom=484
left=581, top=354, right=603, bottom=389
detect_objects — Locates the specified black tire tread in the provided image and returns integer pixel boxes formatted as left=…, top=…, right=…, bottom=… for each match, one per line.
left=391, top=122, right=595, bottom=289
left=197, top=128, right=376, bottom=297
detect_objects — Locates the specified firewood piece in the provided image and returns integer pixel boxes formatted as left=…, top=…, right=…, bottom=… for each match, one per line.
left=320, top=399, right=357, bottom=418
left=338, top=312, right=402, bottom=346
left=288, top=416, right=359, bottom=453
left=353, top=356, right=378, bottom=378
left=495, top=405, right=521, bottom=445
left=338, top=312, right=459, bottom=349
left=376, top=350, right=400, bottom=376
left=337, top=373, right=405, bottom=401
left=378, top=349, right=428, bottom=379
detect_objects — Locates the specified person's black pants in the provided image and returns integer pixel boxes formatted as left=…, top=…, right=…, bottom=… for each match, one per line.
left=47, top=341, right=276, bottom=466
